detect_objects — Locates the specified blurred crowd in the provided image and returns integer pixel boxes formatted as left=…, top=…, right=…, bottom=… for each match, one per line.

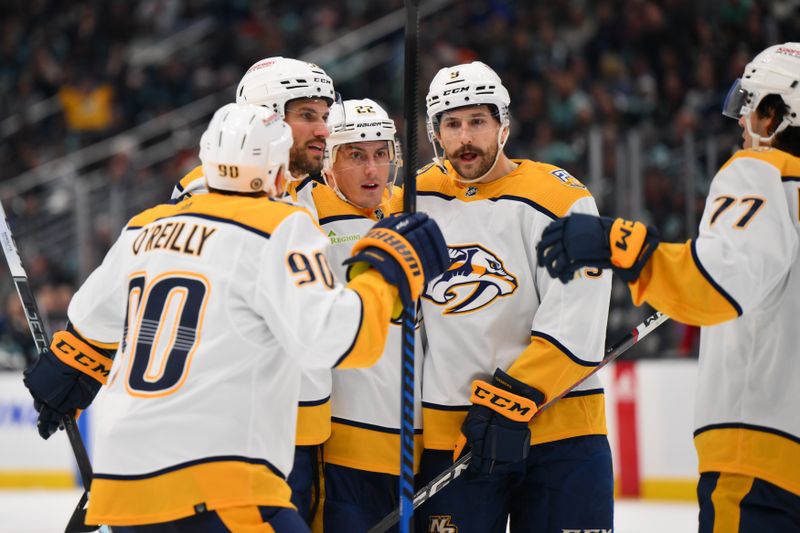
left=0, top=0, right=797, bottom=368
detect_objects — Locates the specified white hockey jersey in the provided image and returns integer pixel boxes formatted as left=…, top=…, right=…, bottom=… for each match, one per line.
left=628, top=147, right=800, bottom=495
left=171, top=167, right=331, bottom=445
left=298, top=183, right=424, bottom=475
left=64, top=192, right=396, bottom=525
left=417, top=159, right=612, bottom=451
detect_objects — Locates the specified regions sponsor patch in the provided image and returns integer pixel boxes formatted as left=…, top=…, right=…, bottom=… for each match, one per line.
left=551, top=169, right=587, bottom=189
left=327, top=230, right=361, bottom=245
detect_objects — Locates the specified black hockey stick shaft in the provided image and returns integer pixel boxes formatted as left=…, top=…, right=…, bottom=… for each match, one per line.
left=368, top=310, right=670, bottom=533
left=399, top=1, right=421, bottom=532
left=0, top=201, right=100, bottom=533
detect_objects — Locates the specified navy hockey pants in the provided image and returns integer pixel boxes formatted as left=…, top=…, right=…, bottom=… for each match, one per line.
left=416, top=434, right=614, bottom=533
left=287, top=445, right=323, bottom=524
left=321, top=463, right=401, bottom=533
left=698, top=472, right=800, bottom=532
left=111, top=505, right=310, bottom=532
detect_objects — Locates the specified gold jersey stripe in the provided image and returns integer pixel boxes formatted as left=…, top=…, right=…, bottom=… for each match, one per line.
left=296, top=401, right=331, bottom=446
left=86, top=460, right=292, bottom=526
left=335, top=270, right=396, bottom=369
left=422, top=392, right=606, bottom=450
left=324, top=421, right=423, bottom=475
left=695, top=426, right=800, bottom=496
left=629, top=241, right=739, bottom=326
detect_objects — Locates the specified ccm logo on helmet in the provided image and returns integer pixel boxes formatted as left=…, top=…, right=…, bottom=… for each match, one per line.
left=442, top=87, right=469, bottom=96
left=313, top=77, right=332, bottom=84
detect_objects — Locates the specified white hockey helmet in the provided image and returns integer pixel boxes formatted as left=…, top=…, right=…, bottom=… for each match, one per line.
left=425, top=61, right=511, bottom=182
left=722, top=42, right=800, bottom=146
left=323, top=98, right=402, bottom=204
left=200, top=103, right=292, bottom=197
left=236, top=57, right=336, bottom=118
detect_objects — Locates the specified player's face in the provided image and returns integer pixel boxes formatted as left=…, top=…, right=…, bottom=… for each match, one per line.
left=331, top=141, right=391, bottom=208
left=739, top=112, right=773, bottom=148
left=436, top=105, right=501, bottom=180
left=284, top=98, right=331, bottom=177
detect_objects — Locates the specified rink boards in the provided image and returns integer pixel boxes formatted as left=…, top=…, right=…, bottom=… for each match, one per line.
left=0, top=359, right=699, bottom=500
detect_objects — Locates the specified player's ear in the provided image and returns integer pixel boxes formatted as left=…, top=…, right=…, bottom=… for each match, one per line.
left=500, top=123, right=510, bottom=144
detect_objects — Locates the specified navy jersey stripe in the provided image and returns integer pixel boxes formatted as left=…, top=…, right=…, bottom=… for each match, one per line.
left=319, top=214, right=369, bottom=225
left=331, top=417, right=422, bottom=434
left=94, top=455, right=285, bottom=480
left=690, top=239, right=743, bottom=316
left=127, top=213, right=272, bottom=240
left=531, top=330, right=599, bottom=367
left=694, top=422, right=800, bottom=445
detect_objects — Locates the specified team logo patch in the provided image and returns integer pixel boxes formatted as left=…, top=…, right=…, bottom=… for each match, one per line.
left=428, top=515, right=458, bottom=533
left=551, top=168, right=586, bottom=189
left=423, top=245, right=518, bottom=314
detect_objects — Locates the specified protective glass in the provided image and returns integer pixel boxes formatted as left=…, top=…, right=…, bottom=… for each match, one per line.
left=332, top=142, right=393, bottom=173
left=722, top=79, right=752, bottom=119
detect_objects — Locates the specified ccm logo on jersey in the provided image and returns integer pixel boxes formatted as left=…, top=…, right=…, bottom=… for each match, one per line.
left=423, top=245, right=517, bottom=314
left=427, top=516, right=458, bottom=533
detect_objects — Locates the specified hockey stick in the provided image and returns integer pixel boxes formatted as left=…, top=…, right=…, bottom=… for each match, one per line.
left=399, top=1, right=421, bottom=532
left=368, top=309, right=670, bottom=533
left=0, top=201, right=101, bottom=533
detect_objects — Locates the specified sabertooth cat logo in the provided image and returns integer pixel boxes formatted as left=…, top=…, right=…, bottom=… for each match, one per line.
left=423, top=245, right=518, bottom=314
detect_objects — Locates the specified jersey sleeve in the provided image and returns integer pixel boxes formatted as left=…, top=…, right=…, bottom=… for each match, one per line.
left=170, top=166, right=207, bottom=202
left=506, top=195, right=612, bottom=404
left=65, top=230, right=130, bottom=346
left=628, top=155, right=798, bottom=326
left=254, top=211, right=396, bottom=370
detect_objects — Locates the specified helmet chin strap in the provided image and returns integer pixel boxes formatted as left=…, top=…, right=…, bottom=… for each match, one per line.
left=450, top=123, right=510, bottom=184
left=744, top=111, right=791, bottom=148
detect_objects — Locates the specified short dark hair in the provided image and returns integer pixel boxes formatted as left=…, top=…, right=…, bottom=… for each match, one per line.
left=757, top=95, right=800, bottom=157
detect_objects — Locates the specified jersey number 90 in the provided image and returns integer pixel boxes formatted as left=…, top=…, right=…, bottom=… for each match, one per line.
left=122, top=272, right=210, bottom=397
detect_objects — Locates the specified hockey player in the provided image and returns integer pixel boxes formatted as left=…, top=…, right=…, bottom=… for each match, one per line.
left=415, top=62, right=614, bottom=532
left=294, top=98, right=421, bottom=531
left=22, top=103, right=450, bottom=531
left=171, top=57, right=338, bottom=522
left=172, top=56, right=336, bottom=203
left=538, top=42, right=800, bottom=532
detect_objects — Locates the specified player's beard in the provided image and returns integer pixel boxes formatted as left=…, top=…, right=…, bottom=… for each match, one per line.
left=289, top=143, right=323, bottom=177
left=446, top=143, right=498, bottom=181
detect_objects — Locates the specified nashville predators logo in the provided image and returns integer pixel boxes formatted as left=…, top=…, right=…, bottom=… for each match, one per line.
left=428, top=516, right=458, bottom=532
left=423, top=245, right=518, bottom=314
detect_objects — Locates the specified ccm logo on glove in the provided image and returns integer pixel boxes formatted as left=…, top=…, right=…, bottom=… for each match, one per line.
left=51, top=331, right=113, bottom=384
left=470, top=380, right=538, bottom=422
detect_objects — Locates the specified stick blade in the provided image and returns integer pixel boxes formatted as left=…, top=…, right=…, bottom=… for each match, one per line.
left=64, top=491, right=98, bottom=533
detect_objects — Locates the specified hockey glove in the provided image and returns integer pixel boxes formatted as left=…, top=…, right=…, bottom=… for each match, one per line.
left=537, top=213, right=660, bottom=284
left=454, top=369, right=544, bottom=475
left=345, top=212, right=450, bottom=308
left=23, top=330, right=112, bottom=439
